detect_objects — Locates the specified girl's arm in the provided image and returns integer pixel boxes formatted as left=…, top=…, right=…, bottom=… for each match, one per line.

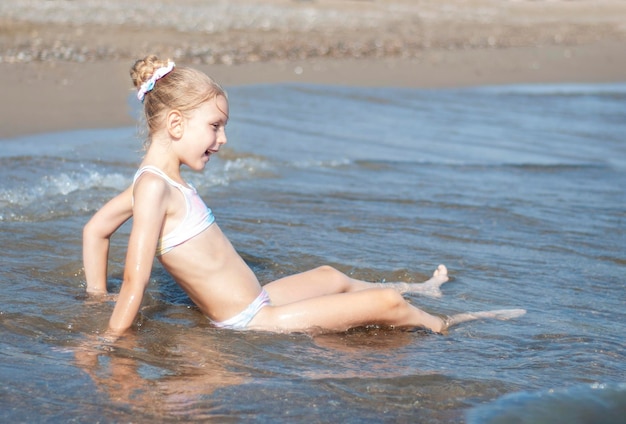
left=82, top=186, right=134, bottom=295
left=107, top=176, right=169, bottom=336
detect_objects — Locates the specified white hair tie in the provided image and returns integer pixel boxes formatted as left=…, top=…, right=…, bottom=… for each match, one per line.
left=137, top=61, right=175, bottom=102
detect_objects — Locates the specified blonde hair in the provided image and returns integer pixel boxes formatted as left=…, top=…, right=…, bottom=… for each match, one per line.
left=130, top=55, right=226, bottom=143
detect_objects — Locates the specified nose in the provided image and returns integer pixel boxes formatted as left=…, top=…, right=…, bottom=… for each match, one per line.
left=218, top=128, right=227, bottom=146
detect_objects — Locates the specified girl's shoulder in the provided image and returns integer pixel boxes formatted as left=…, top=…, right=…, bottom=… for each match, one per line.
left=132, top=168, right=174, bottom=207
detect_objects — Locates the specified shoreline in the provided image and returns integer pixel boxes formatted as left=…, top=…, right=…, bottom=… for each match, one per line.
left=3, top=40, right=625, bottom=140
left=1, top=0, right=625, bottom=139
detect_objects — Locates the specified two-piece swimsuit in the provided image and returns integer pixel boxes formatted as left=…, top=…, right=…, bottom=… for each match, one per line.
left=133, top=166, right=271, bottom=330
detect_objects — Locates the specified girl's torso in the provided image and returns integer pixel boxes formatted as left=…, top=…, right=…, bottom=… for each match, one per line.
left=133, top=166, right=263, bottom=321
left=133, top=166, right=214, bottom=256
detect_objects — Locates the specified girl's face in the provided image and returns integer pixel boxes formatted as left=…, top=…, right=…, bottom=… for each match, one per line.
left=180, top=95, right=229, bottom=171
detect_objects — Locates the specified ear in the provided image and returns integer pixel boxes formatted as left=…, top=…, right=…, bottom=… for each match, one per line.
left=166, top=109, right=184, bottom=139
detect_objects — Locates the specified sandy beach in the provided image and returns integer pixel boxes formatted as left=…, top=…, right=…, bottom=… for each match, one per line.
left=1, top=0, right=625, bottom=139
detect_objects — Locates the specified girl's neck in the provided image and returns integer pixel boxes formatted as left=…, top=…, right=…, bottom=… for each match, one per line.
left=141, top=141, right=184, bottom=184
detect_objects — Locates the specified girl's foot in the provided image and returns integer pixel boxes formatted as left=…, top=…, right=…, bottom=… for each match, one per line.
left=440, top=308, right=527, bottom=333
left=403, top=264, right=449, bottom=298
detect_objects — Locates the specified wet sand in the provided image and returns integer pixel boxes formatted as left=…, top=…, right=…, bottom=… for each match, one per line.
left=1, top=0, right=625, bottom=139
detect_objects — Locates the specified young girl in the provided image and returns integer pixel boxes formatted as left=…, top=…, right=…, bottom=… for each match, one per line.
left=82, top=55, right=524, bottom=338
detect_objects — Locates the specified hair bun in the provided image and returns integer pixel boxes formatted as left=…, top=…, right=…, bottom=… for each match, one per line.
left=130, top=55, right=171, bottom=89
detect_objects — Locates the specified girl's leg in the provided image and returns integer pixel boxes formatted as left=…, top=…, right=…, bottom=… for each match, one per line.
left=249, top=287, right=526, bottom=334
left=443, top=309, right=527, bottom=328
left=264, top=264, right=450, bottom=306
left=250, top=288, right=445, bottom=333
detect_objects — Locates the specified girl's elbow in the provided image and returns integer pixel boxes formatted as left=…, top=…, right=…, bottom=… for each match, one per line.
left=82, top=218, right=99, bottom=241
left=83, top=217, right=110, bottom=244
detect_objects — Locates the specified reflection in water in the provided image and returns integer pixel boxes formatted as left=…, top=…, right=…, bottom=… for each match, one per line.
left=73, top=331, right=246, bottom=418
left=71, top=323, right=499, bottom=422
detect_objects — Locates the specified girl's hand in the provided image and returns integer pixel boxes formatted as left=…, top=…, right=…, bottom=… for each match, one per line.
left=75, top=328, right=128, bottom=355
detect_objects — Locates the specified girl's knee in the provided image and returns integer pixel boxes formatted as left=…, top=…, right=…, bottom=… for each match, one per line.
left=314, top=265, right=352, bottom=292
left=377, top=287, right=406, bottom=308
left=315, top=265, right=344, bottom=280
left=374, top=288, right=414, bottom=325
left=315, top=265, right=337, bottom=273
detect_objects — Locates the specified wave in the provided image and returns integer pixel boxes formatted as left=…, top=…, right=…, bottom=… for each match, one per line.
left=0, top=153, right=281, bottom=222
left=353, top=158, right=612, bottom=171
left=469, top=82, right=626, bottom=97
left=0, top=168, right=128, bottom=222
left=467, top=383, right=626, bottom=424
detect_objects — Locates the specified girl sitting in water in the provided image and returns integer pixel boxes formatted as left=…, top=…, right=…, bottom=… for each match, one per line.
left=82, top=55, right=525, bottom=338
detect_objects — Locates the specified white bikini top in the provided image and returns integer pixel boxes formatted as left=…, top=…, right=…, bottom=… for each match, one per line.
left=133, top=166, right=215, bottom=256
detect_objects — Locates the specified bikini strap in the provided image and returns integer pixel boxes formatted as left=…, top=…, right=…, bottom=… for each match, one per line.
left=132, top=166, right=191, bottom=207
left=133, top=165, right=186, bottom=190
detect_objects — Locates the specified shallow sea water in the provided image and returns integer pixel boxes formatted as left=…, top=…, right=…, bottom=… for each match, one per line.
left=1, top=83, right=625, bottom=423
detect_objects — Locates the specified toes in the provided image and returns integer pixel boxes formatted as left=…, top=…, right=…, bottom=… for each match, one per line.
left=433, top=264, right=448, bottom=279
left=437, top=264, right=447, bottom=276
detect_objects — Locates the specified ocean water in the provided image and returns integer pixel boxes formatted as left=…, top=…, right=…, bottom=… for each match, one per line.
left=1, top=83, right=625, bottom=423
